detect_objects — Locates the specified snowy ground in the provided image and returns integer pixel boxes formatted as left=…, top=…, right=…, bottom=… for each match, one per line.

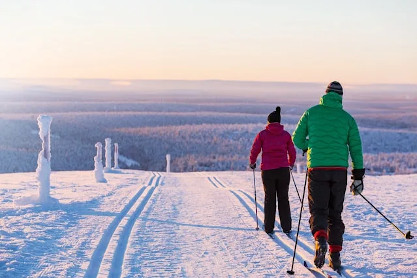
left=1, top=170, right=416, bottom=277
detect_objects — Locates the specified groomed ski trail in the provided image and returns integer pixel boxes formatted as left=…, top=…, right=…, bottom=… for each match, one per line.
left=118, top=172, right=314, bottom=277
left=84, top=171, right=357, bottom=277
left=213, top=175, right=355, bottom=278
left=84, top=172, right=162, bottom=278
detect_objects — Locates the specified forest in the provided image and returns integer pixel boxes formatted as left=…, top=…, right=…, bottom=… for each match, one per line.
left=1, top=80, right=416, bottom=175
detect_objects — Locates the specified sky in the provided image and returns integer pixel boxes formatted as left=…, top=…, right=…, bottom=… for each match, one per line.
left=0, top=0, right=416, bottom=84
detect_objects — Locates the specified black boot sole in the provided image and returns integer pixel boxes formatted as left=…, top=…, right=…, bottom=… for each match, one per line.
left=314, top=247, right=326, bottom=268
left=329, top=261, right=341, bottom=270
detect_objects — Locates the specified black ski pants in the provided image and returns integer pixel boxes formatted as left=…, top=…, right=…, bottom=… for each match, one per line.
left=261, top=167, right=292, bottom=233
left=308, top=169, right=347, bottom=247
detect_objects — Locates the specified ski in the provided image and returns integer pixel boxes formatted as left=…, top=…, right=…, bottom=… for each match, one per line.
left=329, top=266, right=344, bottom=277
left=284, top=231, right=293, bottom=238
left=303, top=261, right=332, bottom=278
left=324, top=264, right=346, bottom=277
left=303, top=260, right=344, bottom=278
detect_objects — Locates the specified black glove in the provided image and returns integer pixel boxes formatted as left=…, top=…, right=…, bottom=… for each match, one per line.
left=350, top=168, right=365, bottom=195
left=302, top=149, right=308, bottom=156
left=249, top=163, right=256, bottom=169
left=351, top=168, right=365, bottom=180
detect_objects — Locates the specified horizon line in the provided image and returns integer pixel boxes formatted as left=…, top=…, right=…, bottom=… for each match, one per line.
left=1, top=77, right=417, bottom=87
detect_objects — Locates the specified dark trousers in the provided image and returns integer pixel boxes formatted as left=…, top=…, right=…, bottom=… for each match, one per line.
left=308, top=169, right=347, bottom=247
left=261, top=167, right=292, bottom=233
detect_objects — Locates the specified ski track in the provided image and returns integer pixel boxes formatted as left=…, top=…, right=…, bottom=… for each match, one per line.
left=84, top=172, right=161, bottom=278
left=120, top=172, right=310, bottom=277
left=210, top=175, right=352, bottom=278
left=3, top=171, right=416, bottom=277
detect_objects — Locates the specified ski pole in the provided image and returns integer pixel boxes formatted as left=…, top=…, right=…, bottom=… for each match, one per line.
left=252, top=169, right=259, bottom=230
left=290, top=169, right=302, bottom=203
left=287, top=170, right=308, bottom=275
left=357, top=191, right=413, bottom=239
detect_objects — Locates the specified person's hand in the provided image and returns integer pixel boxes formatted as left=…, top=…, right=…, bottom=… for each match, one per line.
left=302, top=149, right=308, bottom=156
left=352, top=168, right=365, bottom=180
left=249, top=163, right=256, bottom=169
left=350, top=168, right=365, bottom=195
left=350, top=179, right=363, bottom=195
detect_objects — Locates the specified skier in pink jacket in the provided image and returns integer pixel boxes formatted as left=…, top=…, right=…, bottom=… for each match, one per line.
left=249, top=106, right=296, bottom=235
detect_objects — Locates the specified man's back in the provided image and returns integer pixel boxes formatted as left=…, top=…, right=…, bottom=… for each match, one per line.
left=292, top=92, right=363, bottom=169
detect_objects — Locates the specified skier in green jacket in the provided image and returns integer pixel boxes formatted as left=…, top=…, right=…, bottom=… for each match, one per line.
left=292, top=81, right=365, bottom=271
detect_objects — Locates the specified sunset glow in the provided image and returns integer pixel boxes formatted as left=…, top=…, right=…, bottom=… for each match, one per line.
left=1, top=0, right=416, bottom=84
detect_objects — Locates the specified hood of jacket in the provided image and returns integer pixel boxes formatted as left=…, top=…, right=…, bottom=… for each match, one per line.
left=319, top=92, right=343, bottom=109
left=266, top=122, right=284, bottom=135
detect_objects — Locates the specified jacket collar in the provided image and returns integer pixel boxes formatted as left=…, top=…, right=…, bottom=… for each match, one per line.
left=319, top=92, right=343, bottom=109
left=266, top=122, right=284, bottom=134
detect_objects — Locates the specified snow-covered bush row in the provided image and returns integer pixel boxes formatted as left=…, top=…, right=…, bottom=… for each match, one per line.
left=363, top=152, right=417, bottom=175
left=361, top=128, right=417, bottom=153
left=113, top=123, right=417, bottom=174
left=114, top=123, right=267, bottom=171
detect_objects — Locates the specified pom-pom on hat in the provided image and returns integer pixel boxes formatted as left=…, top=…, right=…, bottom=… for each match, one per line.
left=326, top=81, right=343, bottom=95
left=267, top=106, right=281, bottom=123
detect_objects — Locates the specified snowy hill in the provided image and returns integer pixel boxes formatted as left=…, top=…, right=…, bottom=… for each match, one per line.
left=1, top=170, right=416, bottom=277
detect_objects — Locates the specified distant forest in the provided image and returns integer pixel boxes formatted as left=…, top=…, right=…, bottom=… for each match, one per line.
left=1, top=81, right=416, bottom=175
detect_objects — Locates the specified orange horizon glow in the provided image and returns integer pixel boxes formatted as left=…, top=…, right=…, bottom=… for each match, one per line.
left=1, top=1, right=416, bottom=84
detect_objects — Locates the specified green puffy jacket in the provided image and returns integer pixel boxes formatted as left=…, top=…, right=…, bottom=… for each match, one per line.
left=292, top=92, right=364, bottom=169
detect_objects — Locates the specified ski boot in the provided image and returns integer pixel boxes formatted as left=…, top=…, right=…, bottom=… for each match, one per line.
left=314, top=237, right=327, bottom=268
left=262, top=224, right=274, bottom=237
left=329, top=252, right=341, bottom=270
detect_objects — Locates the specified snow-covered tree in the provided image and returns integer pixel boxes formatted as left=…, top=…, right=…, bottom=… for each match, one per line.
left=94, top=142, right=107, bottom=183
left=104, top=138, right=112, bottom=173
left=113, top=143, right=119, bottom=169
left=166, top=154, right=171, bottom=173
left=36, top=115, right=53, bottom=203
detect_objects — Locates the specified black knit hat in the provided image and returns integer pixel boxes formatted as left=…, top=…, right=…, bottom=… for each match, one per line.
left=267, top=106, right=281, bottom=123
left=325, top=81, right=343, bottom=95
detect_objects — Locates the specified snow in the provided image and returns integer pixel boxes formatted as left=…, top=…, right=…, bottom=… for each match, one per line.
left=36, top=115, right=53, bottom=203
left=37, top=115, right=53, bottom=139
left=15, top=115, right=58, bottom=206
left=104, top=138, right=112, bottom=173
left=94, top=142, right=107, bottom=183
left=1, top=170, right=416, bottom=277
left=113, top=143, right=119, bottom=170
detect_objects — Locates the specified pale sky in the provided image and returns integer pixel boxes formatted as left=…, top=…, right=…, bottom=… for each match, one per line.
left=1, top=0, right=416, bottom=84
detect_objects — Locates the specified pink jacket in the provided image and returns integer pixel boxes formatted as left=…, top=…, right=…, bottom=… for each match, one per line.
left=250, top=123, right=296, bottom=170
